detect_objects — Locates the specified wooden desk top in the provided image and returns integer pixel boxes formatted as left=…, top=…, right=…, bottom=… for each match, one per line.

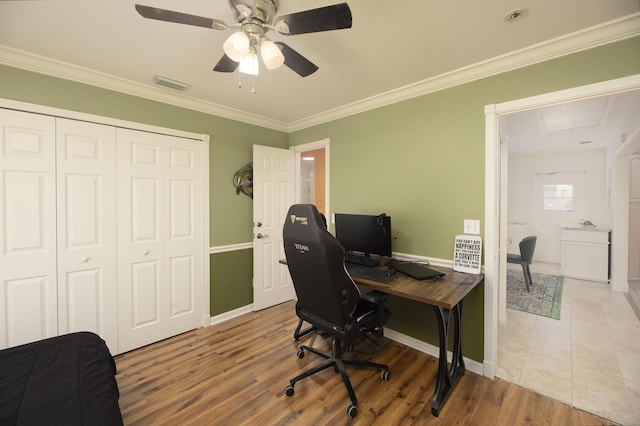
left=279, top=259, right=483, bottom=310
left=353, top=265, right=483, bottom=309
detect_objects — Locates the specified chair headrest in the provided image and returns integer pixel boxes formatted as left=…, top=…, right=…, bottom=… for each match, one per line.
left=286, top=204, right=323, bottom=228
left=284, top=204, right=327, bottom=244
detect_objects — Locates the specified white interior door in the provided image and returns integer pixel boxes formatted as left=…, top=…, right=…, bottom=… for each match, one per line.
left=0, top=109, right=57, bottom=348
left=117, top=128, right=167, bottom=352
left=56, top=118, right=118, bottom=352
left=164, top=134, right=203, bottom=337
left=252, top=145, right=295, bottom=311
left=117, top=128, right=203, bottom=352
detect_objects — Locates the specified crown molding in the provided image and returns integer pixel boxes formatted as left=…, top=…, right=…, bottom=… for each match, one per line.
left=0, top=45, right=289, bottom=132
left=1, top=13, right=638, bottom=133
left=288, top=13, right=640, bottom=132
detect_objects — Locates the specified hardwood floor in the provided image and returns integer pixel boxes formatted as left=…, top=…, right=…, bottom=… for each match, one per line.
left=115, top=301, right=613, bottom=425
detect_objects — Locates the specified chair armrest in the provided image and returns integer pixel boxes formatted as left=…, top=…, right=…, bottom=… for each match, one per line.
left=361, top=290, right=389, bottom=336
left=361, top=290, right=388, bottom=305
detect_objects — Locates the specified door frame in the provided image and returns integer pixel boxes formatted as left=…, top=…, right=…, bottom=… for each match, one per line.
left=291, top=138, right=331, bottom=219
left=483, top=74, right=640, bottom=379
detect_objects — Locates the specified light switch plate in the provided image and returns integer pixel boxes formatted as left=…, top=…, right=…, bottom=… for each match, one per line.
left=464, top=219, right=480, bottom=234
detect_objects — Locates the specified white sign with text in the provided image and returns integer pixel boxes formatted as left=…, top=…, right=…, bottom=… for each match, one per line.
left=453, top=235, right=482, bottom=274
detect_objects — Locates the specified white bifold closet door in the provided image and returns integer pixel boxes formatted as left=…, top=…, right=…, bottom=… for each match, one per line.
left=1, top=109, right=204, bottom=354
left=0, top=109, right=57, bottom=348
left=116, top=128, right=203, bottom=353
left=56, top=118, right=118, bottom=352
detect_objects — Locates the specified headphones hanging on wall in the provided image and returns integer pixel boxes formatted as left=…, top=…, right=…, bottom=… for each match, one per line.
left=377, top=213, right=388, bottom=234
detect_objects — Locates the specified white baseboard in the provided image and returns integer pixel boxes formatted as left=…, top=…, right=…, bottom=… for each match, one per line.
left=384, top=328, right=484, bottom=376
left=209, top=304, right=254, bottom=325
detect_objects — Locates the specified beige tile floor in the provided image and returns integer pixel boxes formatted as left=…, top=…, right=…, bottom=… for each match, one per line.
left=498, top=262, right=640, bottom=425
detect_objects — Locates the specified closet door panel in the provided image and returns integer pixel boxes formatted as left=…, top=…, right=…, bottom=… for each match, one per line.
left=0, top=110, right=57, bottom=348
left=130, top=259, right=161, bottom=326
left=117, top=128, right=166, bottom=352
left=56, top=119, right=118, bottom=352
left=165, top=137, right=203, bottom=335
left=4, top=277, right=52, bottom=346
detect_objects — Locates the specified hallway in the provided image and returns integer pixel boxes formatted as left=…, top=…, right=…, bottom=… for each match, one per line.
left=497, top=262, right=640, bottom=425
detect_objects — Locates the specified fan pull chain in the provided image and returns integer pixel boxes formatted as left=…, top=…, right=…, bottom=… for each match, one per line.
left=236, top=72, right=256, bottom=93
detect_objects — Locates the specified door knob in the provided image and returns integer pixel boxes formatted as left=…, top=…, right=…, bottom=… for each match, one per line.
left=256, top=233, right=269, bottom=239
left=143, top=250, right=150, bottom=255
left=80, top=256, right=90, bottom=263
left=256, top=222, right=262, bottom=227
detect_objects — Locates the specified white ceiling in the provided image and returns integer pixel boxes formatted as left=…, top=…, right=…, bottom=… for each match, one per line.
left=1, top=0, right=639, bottom=143
left=504, top=89, right=640, bottom=153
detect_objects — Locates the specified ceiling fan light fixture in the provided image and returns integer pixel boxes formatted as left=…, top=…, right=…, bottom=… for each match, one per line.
left=223, top=31, right=250, bottom=62
left=260, top=38, right=284, bottom=70
left=239, top=49, right=259, bottom=75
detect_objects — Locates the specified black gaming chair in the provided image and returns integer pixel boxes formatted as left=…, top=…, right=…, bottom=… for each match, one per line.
left=283, top=204, right=390, bottom=418
left=292, top=212, right=327, bottom=341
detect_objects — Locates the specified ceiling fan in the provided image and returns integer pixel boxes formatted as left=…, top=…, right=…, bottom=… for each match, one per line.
left=135, top=0, right=352, bottom=78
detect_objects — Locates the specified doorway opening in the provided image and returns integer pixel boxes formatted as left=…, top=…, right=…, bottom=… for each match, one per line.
left=485, top=74, right=640, bottom=378
left=485, top=75, right=640, bottom=424
left=292, top=139, right=330, bottom=217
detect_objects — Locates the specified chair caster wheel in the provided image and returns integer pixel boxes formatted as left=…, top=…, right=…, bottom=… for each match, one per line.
left=381, top=369, right=390, bottom=381
left=285, top=384, right=295, bottom=397
left=346, top=403, right=357, bottom=418
left=296, top=348, right=305, bottom=359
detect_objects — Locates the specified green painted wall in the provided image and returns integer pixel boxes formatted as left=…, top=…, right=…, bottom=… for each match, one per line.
left=210, top=250, right=253, bottom=314
left=289, top=36, right=640, bottom=361
left=1, top=36, right=639, bottom=362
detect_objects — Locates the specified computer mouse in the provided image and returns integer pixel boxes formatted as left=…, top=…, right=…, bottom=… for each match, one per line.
left=386, top=268, right=396, bottom=277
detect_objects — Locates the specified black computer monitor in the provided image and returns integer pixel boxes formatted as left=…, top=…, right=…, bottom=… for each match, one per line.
left=334, top=213, right=392, bottom=257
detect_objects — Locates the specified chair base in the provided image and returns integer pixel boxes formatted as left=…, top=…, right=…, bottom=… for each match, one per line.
left=285, top=338, right=389, bottom=418
left=293, top=317, right=316, bottom=340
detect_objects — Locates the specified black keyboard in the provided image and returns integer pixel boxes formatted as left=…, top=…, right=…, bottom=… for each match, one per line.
left=387, top=261, right=444, bottom=280
left=344, top=252, right=379, bottom=267
left=345, top=263, right=395, bottom=283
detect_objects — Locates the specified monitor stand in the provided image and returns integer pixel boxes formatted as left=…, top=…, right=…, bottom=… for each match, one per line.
left=344, top=252, right=379, bottom=267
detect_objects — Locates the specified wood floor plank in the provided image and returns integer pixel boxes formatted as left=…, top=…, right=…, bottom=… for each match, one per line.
left=115, top=300, right=615, bottom=425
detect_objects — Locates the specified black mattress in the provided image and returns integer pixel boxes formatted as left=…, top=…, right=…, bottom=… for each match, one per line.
left=0, top=332, right=123, bottom=426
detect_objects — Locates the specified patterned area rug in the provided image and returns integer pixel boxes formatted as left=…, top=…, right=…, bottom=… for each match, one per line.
left=507, top=269, right=564, bottom=320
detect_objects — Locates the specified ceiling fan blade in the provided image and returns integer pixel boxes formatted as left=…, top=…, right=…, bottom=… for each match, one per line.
left=275, top=42, right=318, bottom=77
left=135, top=4, right=228, bottom=30
left=273, top=3, right=352, bottom=35
left=213, top=54, right=239, bottom=73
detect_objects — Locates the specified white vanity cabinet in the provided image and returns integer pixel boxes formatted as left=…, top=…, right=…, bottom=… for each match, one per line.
left=560, top=226, right=611, bottom=283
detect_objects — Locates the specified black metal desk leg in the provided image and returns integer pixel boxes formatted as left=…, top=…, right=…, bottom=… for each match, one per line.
left=430, top=301, right=466, bottom=416
left=449, top=301, right=465, bottom=382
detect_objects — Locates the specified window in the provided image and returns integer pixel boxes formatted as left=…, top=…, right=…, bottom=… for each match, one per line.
left=544, top=184, right=573, bottom=210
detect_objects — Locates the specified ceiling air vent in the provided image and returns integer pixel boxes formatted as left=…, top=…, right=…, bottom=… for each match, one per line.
left=153, top=75, right=190, bottom=91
